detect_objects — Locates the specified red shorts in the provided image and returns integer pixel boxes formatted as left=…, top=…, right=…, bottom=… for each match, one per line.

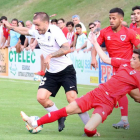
left=75, top=88, right=114, bottom=122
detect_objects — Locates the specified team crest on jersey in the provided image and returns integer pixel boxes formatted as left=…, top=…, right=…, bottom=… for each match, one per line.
left=130, top=70, right=136, bottom=75
left=120, top=35, right=126, bottom=41
left=136, top=34, right=140, bottom=40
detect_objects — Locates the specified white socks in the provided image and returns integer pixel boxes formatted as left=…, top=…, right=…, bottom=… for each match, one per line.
left=78, top=112, right=90, bottom=125
left=121, top=116, right=128, bottom=123
left=45, top=103, right=58, bottom=112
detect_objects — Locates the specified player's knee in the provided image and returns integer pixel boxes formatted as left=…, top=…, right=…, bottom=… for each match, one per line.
left=67, top=93, right=77, bottom=103
left=84, top=128, right=97, bottom=137
left=37, top=94, right=48, bottom=104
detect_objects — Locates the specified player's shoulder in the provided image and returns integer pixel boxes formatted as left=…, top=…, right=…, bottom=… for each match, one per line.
left=100, top=26, right=112, bottom=33
left=49, top=24, right=62, bottom=34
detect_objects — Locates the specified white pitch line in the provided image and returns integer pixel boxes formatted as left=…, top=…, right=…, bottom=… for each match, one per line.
left=0, top=79, right=95, bottom=89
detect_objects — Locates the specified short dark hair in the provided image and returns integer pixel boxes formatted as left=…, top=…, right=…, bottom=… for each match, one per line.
left=75, top=24, right=82, bottom=28
left=133, top=49, right=140, bottom=61
left=11, top=18, right=18, bottom=25
left=66, top=21, right=74, bottom=27
left=88, top=22, right=95, bottom=27
left=58, top=18, right=65, bottom=23
left=109, top=8, right=124, bottom=17
left=33, top=12, right=50, bottom=22
left=1, top=16, right=7, bottom=21
left=51, top=19, right=58, bottom=24
left=132, top=6, right=140, bottom=11
left=18, top=21, right=25, bottom=27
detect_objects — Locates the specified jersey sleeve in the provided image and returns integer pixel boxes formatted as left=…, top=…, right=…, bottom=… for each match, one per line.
left=53, top=26, right=68, bottom=46
left=97, top=29, right=105, bottom=46
left=28, top=28, right=35, bottom=36
left=129, top=29, right=140, bottom=47
left=111, top=58, right=129, bottom=68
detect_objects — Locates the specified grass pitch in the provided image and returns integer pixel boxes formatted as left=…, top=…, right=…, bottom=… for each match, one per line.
left=0, top=78, right=140, bottom=140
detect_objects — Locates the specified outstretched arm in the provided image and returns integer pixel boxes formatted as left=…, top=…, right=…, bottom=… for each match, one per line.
left=89, top=33, right=111, bottom=65
left=3, top=20, right=30, bottom=35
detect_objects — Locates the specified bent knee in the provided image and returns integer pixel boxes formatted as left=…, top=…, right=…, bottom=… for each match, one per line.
left=67, top=93, right=77, bottom=103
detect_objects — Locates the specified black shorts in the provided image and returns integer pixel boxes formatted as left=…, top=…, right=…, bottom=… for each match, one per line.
left=38, top=65, right=78, bottom=97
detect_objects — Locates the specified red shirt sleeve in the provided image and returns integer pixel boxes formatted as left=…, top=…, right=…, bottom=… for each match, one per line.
left=97, top=29, right=105, bottom=45
left=111, top=58, right=129, bottom=68
left=128, top=29, right=140, bottom=47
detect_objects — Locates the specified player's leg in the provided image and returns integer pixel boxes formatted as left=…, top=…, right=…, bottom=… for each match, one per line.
left=62, top=65, right=90, bottom=125
left=129, top=88, right=140, bottom=103
left=66, top=91, right=90, bottom=125
left=113, top=95, right=129, bottom=129
left=84, top=113, right=102, bottom=137
left=37, top=74, right=65, bottom=132
left=20, top=100, right=82, bottom=128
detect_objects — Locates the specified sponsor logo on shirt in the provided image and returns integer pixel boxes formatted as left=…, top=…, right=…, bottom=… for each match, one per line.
left=130, top=70, right=136, bottom=75
left=120, top=35, right=126, bottom=41
left=38, top=43, right=53, bottom=47
left=136, top=34, right=140, bottom=40
left=107, top=36, right=111, bottom=40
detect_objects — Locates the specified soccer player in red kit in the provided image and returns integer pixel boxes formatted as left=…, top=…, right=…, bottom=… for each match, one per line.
left=20, top=33, right=140, bottom=137
left=91, top=7, right=140, bottom=129
left=132, top=6, right=140, bottom=38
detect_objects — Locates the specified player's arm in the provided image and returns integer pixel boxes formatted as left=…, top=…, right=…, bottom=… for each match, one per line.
left=3, top=20, right=30, bottom=35
left=44, top=42, right=70, bottom=69
left=50, top=42, right=70, bottom=58
left=89, top=33, right=111, bottom=65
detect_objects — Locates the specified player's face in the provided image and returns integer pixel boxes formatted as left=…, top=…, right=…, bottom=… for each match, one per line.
left=131, top=15, right=136, bottom=23
left=109, top=13, right=123, bottom=30
left=11, top=20, right=18, bottom=27
left=73, top=18, right=79, bottom=26
left=133, top=9, right=140, bottom=22
left=67, top=25, right=73, bottom=32
left=130, top=53, right=140, bottom=70
left=33, top=18, right=49, bottom=35
left=76, top=27, right=82, bottom=34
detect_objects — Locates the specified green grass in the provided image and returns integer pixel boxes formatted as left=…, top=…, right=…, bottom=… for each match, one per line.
left=0, top=0, right=140, bottom=30
left=0, top=78, right=140, bottom=140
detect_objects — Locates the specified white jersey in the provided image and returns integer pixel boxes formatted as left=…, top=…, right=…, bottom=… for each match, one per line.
left=28, top=24, right=72, bottom=73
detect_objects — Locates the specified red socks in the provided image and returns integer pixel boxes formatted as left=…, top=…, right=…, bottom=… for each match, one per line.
left=84, top=128, right=97, bottom=137
left=37, top=107, right=68, bottom=126
left=118, top=95, right=128, bottom=116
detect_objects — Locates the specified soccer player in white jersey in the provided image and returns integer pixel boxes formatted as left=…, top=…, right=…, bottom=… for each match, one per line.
left=3, top=12, right=90, bottom=132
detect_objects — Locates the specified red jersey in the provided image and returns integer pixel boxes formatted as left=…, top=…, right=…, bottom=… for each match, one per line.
left=134, top=28, right=140, bottom=35
left=99, top=58, right=140, bottom=106
left=3, top=26, right=10, bottom=40
left=62, top=27, right=68, bottom=38
left=129, top=23, right=137, bottom=29
left=97, top=26, right=140, bottom=72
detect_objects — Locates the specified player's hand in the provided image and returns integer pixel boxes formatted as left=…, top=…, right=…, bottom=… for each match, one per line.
left=91, top=58, right=98, bottom=70
left=44, top=55, right=52, bottom=70
left=88, top=32, right=97, bottom=45
left=2, top=20, right=12, bottom=29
